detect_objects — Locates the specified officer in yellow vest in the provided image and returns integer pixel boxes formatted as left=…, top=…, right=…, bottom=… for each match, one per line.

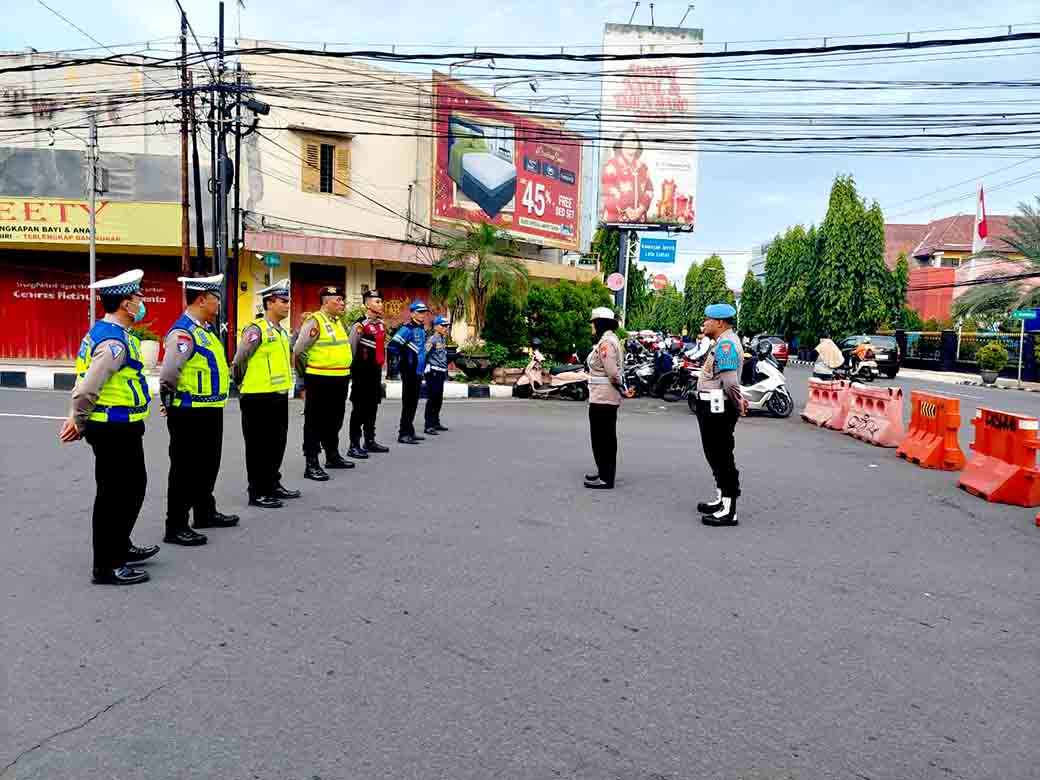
left=59, top=269, right=156, bottom=585
left=231, top=279, right=301, bottom=509
left=159, top=274, right=238, bottom=546
left=292, top=285, right=354, bottom=481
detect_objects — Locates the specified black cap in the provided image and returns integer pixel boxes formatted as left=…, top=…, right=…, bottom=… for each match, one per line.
left=319, top=286, right=345, bottom=299
left=362, top=289, right=383, bottom=301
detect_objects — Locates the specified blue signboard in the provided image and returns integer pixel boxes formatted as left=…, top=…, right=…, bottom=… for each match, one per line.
left=638, top=237, right=677, bottom=264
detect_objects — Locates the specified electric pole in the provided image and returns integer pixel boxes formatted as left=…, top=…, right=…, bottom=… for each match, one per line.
left=180, top=11, right=191, bottom=277
left=87, top=112, right=98, bottom=328
left=215, top=1, right=228, bottom=343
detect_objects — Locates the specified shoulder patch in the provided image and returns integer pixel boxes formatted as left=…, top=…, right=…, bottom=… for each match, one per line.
left=715, top=340, right=740, bottom=371
left=247, top=329, right=261, bottom=343
left=309, top=327, right=319, bottom=339
left=109, top=343, right=123, bottom=359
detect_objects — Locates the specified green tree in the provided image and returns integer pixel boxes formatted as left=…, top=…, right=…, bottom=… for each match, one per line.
left=953, top=196, right=1040, bottom=322
left=762, top=225, right=816, bottom=339
left=682, top=262, right=702, bottom=331
left=481, top=288, right=528, bottom=355
left=889, top=253, right=910, bottom=322
left=431, top=222, right=529, bottom=341
left=624, top=263, right=650, bottom=325
left=589, top=227, right=620, bottom=276
left=692, top=255, right=735, bottom=321
left=525, top=280, right=612, bottom=362
left=737, top=271, right=765, bottom=336
left=630, top=283, right=685, bottom=333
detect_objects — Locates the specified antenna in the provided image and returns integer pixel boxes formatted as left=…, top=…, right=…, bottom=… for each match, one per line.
left=650, top=2, right=655, bottom=26
left=678, top=4, right=694, bottom=27
left=628, top=1, right=639, bottom=25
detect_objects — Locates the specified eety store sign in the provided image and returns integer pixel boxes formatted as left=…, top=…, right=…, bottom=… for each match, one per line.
left=0, top=198, right=180, bottom=247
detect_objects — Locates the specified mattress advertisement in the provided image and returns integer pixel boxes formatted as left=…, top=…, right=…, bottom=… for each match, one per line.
left=598, top=24, right=702, bottom=230
left=432, top=74, right=583, bottom=251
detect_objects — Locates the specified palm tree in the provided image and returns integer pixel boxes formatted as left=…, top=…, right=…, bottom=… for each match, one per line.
left=431, top=222, right=529, bottom=342
left=953, top=197, right=1040, bottom=324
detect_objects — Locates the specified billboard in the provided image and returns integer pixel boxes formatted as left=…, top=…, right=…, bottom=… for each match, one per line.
left=0, top=198, right=181, bottom=247
left=599, top=24, right=702, bottom=230
left=431, top=74, right=583, bottom=251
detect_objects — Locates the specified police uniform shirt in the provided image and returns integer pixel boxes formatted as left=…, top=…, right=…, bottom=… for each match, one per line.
left=231, top=318, right=287, bottom=387
left=70, top=314, right=132, bottom=431
left=292, top=315, right=322, bottom=376
left=698, top=328, right=744, bottom=407
left=587, top=331, right=623, bottom=405
left=159, top=315, right=207, bottom=402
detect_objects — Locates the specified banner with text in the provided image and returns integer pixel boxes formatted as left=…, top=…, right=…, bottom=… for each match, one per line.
left=432, top=74, right=584, bottom=252
left=0, top=198, right=180, bottom=247
left=599, top=24, right=702, bottom=230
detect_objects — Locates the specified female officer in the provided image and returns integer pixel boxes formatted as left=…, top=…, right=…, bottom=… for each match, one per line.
left=584, top=307, right=624, bottom=489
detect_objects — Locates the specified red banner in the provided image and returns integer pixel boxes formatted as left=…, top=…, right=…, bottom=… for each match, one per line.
left=0, top=257, right=183, bottom=360
left=432, top=74, right=582, bottom=251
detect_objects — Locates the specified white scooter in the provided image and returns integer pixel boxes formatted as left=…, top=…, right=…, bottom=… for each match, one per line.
left=688, top=340, right=793, bottom=417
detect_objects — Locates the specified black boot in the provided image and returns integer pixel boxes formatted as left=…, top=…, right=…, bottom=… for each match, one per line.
left=305, top=457, right=330, bottom=481
left=423, top=427, right=440, bottom=435
left=398, top=434, right=420, bottom=444
left=249, top=494, right=284, bottom=508
left=92, top=566, right=150, bottom=585
left=272, top=484, right=301, bottom=499
left=195, top=510, right=240, bottom=529
left=325, top=453, right=356, bottom=469
left=163, top=528, right=208, bottom=546
left=365, top=440, right=389, bottom=453
left=347, top=445, right=369, bottom=459
left=125, top=543, right=159, bottom=563
left=702, top=497, right=738, bottom=527
left=696, top=490, right=723, bottom=515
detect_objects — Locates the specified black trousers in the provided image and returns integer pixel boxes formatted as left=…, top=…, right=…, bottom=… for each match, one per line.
left=85, top=421, right=146, bottom=569
left=696, top=400, right=741, bottom=498
left=589, top=403, right=619, bottom=487
left=166, top=406, right=224, bottom=531
left=303, top=374, right=349, bottom=459
left=240, top=392, right=288, bottom=498
left=349, top=372, right=382, bottom=446
left=399, top=371, right=422, bottom=437
left=424, top=371, right=446, bottom=429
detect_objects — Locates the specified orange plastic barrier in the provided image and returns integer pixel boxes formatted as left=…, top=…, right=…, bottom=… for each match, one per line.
left=958, top=408, right=1040, bottom=507
left=801, top=378, right=850, bottom=428
left=842, top=384, right=905, bottom=448
left=896, top=391, right=966, bottom=470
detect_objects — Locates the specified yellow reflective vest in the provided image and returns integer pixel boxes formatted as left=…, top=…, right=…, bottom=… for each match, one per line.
left=168, top=314, right=230, bottom=408
left=75, top=321, right=151, bottom=423
left=305, top=311, right=352, bottom=377
left=239, top=317, right=292, bottom=394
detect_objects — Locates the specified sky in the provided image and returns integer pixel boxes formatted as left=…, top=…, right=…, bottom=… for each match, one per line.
left=4, top=0, right=1040, bottom=288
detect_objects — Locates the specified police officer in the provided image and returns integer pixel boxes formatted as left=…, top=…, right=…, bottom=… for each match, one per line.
left=423, top=315, right=451, bottom=436
left=584, top=306, right=623, bottom=490
left=231, top=279, right=301, bottom=508
left=293, top=285, right=354, bottom=480
left=346, top=288, right=390, bottom=459
left=160, top=274, right=238, bottom=546
left=388, top=301, right=428, bottom=444
left=695, top=303, right=748, bottom=527
left=59, top=270, right=156, bottom=585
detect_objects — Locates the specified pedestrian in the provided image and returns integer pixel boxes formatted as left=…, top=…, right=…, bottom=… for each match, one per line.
left=423, top=315, right=451, bottom=435
left=231, top=279, right=301, bottom=509
left=388, top=301, right=428, bottom=444
left=694, top=303, right=748, bottom=527
left=58, top=270, right=156, bottom=585
left=584, top=306, right=624, bottom=489
left=159, top=274, right=238, bottom=546
left=346, top=289, right=390, bottom=459
left=293, top=286, right=355, bottom=481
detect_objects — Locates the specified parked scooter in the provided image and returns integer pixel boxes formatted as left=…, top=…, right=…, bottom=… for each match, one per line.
left=813, top=357, right=879, bottom=383
left=688, top=339, right=793, bottom=417
left=514, top=349, right=589, bottom=400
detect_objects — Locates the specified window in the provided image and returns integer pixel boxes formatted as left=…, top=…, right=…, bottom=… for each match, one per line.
left=319, top=144, right=334, bottom=193
left=301, top=136, right=351, bottom=196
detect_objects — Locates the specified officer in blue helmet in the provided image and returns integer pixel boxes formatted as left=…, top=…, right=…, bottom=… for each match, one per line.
left=423, top=315, right=451, bottom=435
left=695, top=302, right=747, bottom=527
left=388, top=300, right=429, bottom=444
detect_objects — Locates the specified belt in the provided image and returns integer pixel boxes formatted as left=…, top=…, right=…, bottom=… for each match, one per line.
left=588, top=376, right=612, bottom=385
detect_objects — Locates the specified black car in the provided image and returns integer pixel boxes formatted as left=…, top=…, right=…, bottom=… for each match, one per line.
left=839, top=334, right=901, bottom=378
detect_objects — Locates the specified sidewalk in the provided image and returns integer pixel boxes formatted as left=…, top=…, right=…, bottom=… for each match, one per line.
left=0, top=361, right=515, bottom=399
left=788, top=358, right=1040, bottom=393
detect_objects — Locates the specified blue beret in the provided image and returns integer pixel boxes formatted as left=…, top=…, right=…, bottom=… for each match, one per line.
left=704, top=303, right=736, bottom=319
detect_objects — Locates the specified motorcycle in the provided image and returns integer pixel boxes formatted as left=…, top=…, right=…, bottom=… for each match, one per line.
left=813, top=354, right=879, bottom=383
left=688, top=340, right=793, bottom=417
left=514, top=349, right=589, bottom=401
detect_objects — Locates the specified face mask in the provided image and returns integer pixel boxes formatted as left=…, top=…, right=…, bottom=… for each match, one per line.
left=132, top=300, right=146, bottom=323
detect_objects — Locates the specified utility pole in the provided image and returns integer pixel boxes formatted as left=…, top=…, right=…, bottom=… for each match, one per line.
left=180, top=11, right=191, bottom=277
left=215, top=1, right=229, bottom=345
left=230, top=61, right=243, bottom=340
left=190, top=71, right=205, bottom=275
left=87, top=112, right=98, bottom=328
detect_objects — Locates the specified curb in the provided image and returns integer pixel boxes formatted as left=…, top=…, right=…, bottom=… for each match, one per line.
left=0, top=369, right=519, bottom=400
left=957, top=380, right=1040, bottom=393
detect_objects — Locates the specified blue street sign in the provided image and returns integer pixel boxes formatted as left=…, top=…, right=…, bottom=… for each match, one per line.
left=638, top=237, right=677, bottom=264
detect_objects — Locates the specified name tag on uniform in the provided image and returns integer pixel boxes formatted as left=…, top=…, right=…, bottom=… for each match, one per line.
left=325, top=323, right=335, bottom=336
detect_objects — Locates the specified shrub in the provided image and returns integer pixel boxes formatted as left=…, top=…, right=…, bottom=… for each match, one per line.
left=483, top=341, right=509, bottom=368
left=481, top=289, right=528, bottom=356
left=977, top=341, right=1009, bottom=372
left=128, top=321, right=161, bottom=342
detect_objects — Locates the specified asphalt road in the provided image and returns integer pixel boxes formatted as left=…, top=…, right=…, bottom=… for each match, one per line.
left=1, top=382, right=1038, bottom=780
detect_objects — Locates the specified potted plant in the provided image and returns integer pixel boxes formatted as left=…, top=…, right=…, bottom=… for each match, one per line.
left=977, top=341, right=1009, bottom=385
left=129, top=321, right=162, bottom=370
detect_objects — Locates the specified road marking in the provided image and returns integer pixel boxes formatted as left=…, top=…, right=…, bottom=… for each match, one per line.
left=0, top=412, right=64, bottom=420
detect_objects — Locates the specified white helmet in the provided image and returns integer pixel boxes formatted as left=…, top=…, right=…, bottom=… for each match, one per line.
left=589, top=306, right=617, bottom=322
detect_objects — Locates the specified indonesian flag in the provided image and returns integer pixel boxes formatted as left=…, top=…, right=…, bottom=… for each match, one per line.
left=972, top=185, right=988, bottom=255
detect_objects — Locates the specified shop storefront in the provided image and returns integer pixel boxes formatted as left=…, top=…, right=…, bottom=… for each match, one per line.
left=0, top=198, right=185, bottom=361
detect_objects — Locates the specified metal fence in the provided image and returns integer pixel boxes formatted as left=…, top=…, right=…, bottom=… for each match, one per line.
left=904, top=332, right=942, bottom=362
left=956, top=332, right=1021, bottom=366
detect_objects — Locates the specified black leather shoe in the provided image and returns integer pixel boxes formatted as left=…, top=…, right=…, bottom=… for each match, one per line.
left=249, top=495, right=284, bottom=509
left=347, top=446, right=369, bottom=459
left=325, top=454, right=356, bottom=469
left=163, top=528, right=208, bottom=546
left=195, top=511, right=239, bottom=529
left=434, top=424, right=449, bottom=431
left=398, top=435, right=420, bottom=444
left=413, top=434, right=426, bottom=441
left=125, top=544, right=159, bottom=563
left=273, top=484, right=301, bottom=499
left=93, top=566, right=150, bottom=585
left=305, top=458, right=330, bottom=481
left=702, top=498, right=739, bottom=527
left=584, top=473, right=599, bottom=482
left=697, top=499, right=723, bottom=514
left=584, top=477, right=614, bottom=489
left=423, top=427, right=440, bottom=435
left=365, top=441, right=389, bottom=453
